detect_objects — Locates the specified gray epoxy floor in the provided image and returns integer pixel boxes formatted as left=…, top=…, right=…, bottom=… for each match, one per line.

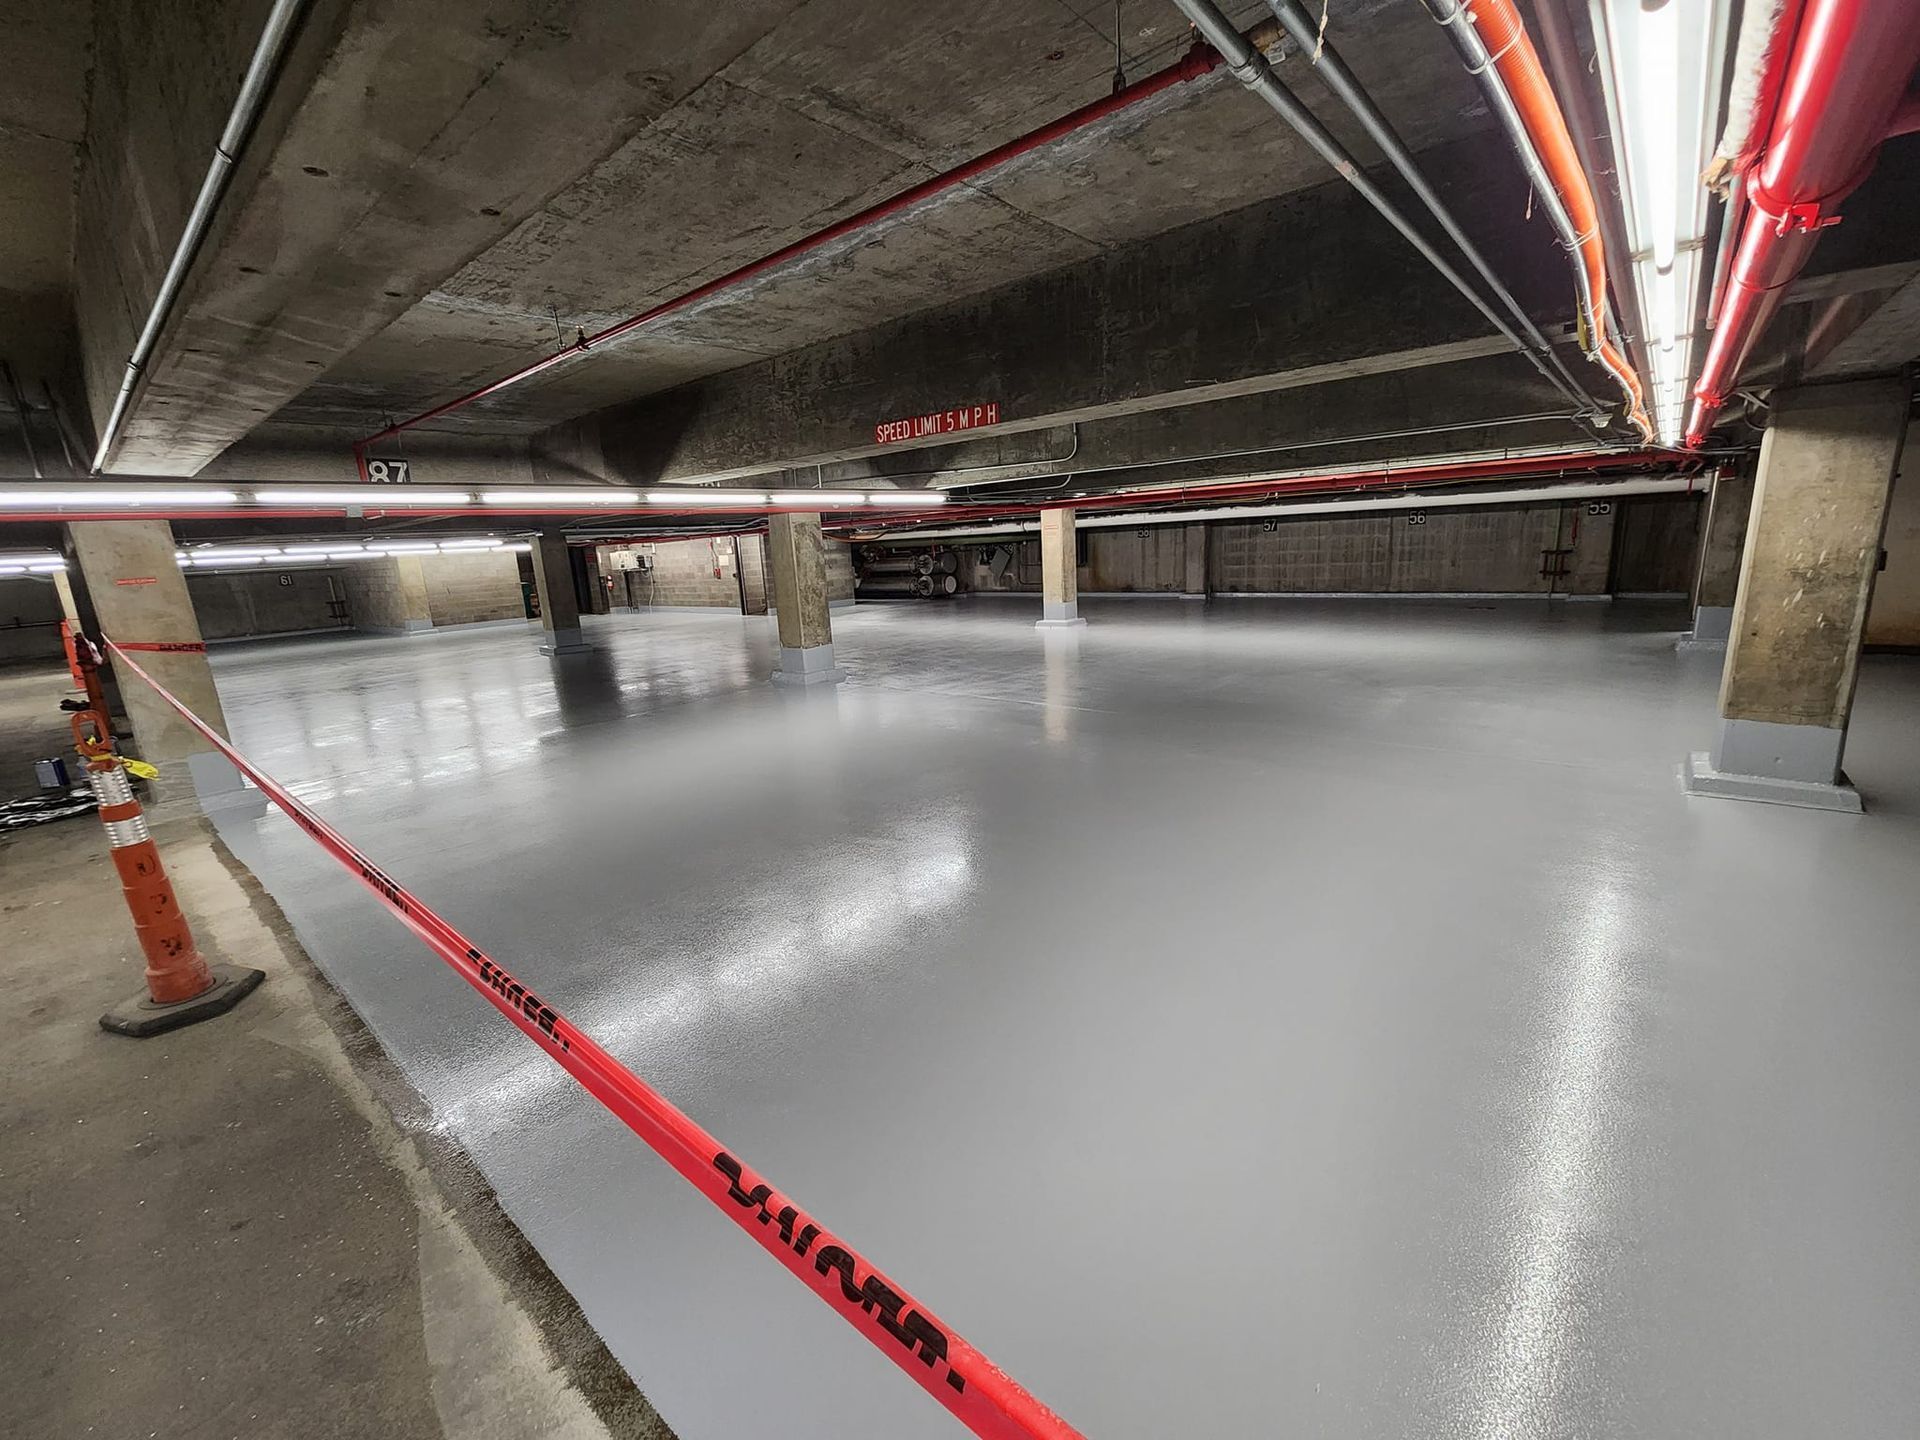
left=207, top=598, right=1920, bottom=1440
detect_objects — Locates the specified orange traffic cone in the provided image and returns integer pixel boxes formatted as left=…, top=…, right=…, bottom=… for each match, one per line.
left=75, top=710, right=264, bottom=1037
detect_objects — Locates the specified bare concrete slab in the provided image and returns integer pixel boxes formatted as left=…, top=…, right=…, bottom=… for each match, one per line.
left=0, top=799, right=670, bottom=1440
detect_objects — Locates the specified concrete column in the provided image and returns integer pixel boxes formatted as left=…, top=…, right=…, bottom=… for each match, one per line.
left=1679, top=470, right=1755, bottom=647
left=66, top=520, right=250, bottom=813
left=767, top=511, right=844, bottom=685
left=530, top=529, right=588, bottom=655
left=1182, top=522, right=1209, bottom=600
left=392, top=555, right=433, bottom=632
left=1036, top=507, right=1084, bottom=626
left=1683, top=379, right=1909, bottom=811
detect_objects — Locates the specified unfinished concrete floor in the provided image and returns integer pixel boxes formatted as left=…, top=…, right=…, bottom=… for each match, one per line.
left=0, top=742, right=669, bottom=1439
left=195, top=598, right=1920, bottom=1440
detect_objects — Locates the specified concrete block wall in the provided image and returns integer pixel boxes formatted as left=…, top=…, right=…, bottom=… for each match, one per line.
left=339, top=559, right=424, bottom=633
left=186, top=569, right=348, bottom=641
left=1611, top=493, right=1704, bottom=594
left=0, top=577, right=66, bottom=665
left=1867, top=430, right=1920, bottom=646
left=418, top=551, right=526, bottom=626
left=606, top=536, right=854, bottom=608
left=955, top=499, right=1640, bottom=599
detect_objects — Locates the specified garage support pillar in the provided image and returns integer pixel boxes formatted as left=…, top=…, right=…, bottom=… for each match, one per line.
left=531, top=528, right=588, bottom=655
left=1679, top=469, right=1755, bottom=647
left=66, top=519, right=252, bottom=815
left=1683, top=379, right=1909, bottom=811
left=768, top=512, right=844, bottom=686
left=1036, top=507, right=1085, bottom=626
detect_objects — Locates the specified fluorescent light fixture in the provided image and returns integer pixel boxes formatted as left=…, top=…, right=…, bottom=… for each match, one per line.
left=858, top=492, right=946, bottom=506
left=644, top=489, right=770, bottom=506
left=1597, top=0, right=1732, bottom=446
left=192, top=554, right=263, bottom=566
left=768, top=491, right=871, bottom=506
left=367, top=540, right=442, bottom=553
left=436, top=537, right=508, bottom=550
left=0, top=488, right=240, bottom=506
left=282, top=543, right=355, bottom=556
left=481, top=489, right=640, bottom=506
left=187, top=547, right=282, bottom=560
left=506, top=542, right=533, bottom=553
left=326, top=551, right=369, bottom=561
left=256, top=488, right=473, bottom=506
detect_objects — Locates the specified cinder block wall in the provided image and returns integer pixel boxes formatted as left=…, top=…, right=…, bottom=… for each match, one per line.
left=956, top=499, right=1653, bottom=598
left=0, top=577, right=65, bottom=665
left=605, top=537, right=854, bottom=608
left=338, top=559, right=418, bottom=632
left=186, top=569, right=347, bottom=640
left=1868, top=442, right=1920, bottom=645
left=1611, top=493, right=1704, bottom=594
left=419, top=551, right=525, bottom=626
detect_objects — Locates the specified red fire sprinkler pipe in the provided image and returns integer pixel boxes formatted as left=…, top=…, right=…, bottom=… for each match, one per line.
left=353, top=23, right=1281, bottom=478
left=1685, top=0, right=1920, bottom=447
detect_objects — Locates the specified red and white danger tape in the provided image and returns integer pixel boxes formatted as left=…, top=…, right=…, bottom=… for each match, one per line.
left=103, top=638, right=1084, bottom=1440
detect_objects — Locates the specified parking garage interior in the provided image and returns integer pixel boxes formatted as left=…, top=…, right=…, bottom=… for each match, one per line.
left=4, top=3, right=1919, bottom=1438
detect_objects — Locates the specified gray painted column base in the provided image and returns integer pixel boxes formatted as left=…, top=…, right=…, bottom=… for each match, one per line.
left=1681, top=717, right=1860, bottom=811
left=1037, top=600, right=1083, bottom=626
left=771, top=644, right=845, bottom=687
left=539, top=626, right=591, bottom=656
left=1675, top=604, right=1733, bottom=650
left=1681, top=753, right=1862, bottom=812
left=1178, top=593, right=1207, bottom=602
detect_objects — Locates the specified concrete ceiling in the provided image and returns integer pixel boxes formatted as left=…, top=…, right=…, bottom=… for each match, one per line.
left=0, top=0, right=93, bottom=379
left=21, top=0, right=1500, bottom=472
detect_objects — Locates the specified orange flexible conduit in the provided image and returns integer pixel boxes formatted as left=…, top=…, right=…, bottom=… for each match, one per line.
left=1447, top=0, right=1653, bottom=441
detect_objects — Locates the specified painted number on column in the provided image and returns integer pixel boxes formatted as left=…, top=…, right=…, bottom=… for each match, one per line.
left=1407, top=511, right=1427, bottom=526
left=366, top=457, right=411, bottom=484
left=278, top=574, right=293, bottom=587
left=1585, top=501, right=1612, bottom=515
left=1260, top=518, right=1279, bottom=533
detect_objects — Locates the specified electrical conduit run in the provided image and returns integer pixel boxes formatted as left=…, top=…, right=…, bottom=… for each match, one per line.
left=1417, top=0, right=1654, bottom=443
left=1685, top=0, right=1920, bottom=446
left=1260, top=0, right=1603, bottom=417
left=353, top=19, right=1286, bottom=474
left=1170, top=0, right=1609, bottom=424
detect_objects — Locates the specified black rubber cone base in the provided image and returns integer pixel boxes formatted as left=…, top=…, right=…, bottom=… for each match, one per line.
left=99, top=964, right=266, bottom=1038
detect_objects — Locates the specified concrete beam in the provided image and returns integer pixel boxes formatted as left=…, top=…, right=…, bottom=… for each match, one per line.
left=81, top=0, right=808, bottom=473
left=539, top=135, right=1598, bottom=488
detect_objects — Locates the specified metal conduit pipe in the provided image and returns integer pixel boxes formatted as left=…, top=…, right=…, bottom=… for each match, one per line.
left=1261, top=0, right=1601, bottom=416
left=1416, top=0, right=1653, bottom=441
left=1167, top=0, right=1604, bottom=427
left=1527, top=0, right=1652, bottom=386
left=91, top=0, right=311, bottom=474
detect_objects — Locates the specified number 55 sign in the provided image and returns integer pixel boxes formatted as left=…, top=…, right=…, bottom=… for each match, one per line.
left=365, top=457, right=411, bottom=484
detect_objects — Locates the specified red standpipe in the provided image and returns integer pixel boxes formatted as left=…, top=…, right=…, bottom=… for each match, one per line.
left=1686, top=0, right=1920, bottom=447
left=353, top=33, right=1268, bottom=474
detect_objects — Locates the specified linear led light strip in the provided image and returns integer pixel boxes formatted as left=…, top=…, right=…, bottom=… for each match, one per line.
left=0, top=487, right=947, bottom=510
